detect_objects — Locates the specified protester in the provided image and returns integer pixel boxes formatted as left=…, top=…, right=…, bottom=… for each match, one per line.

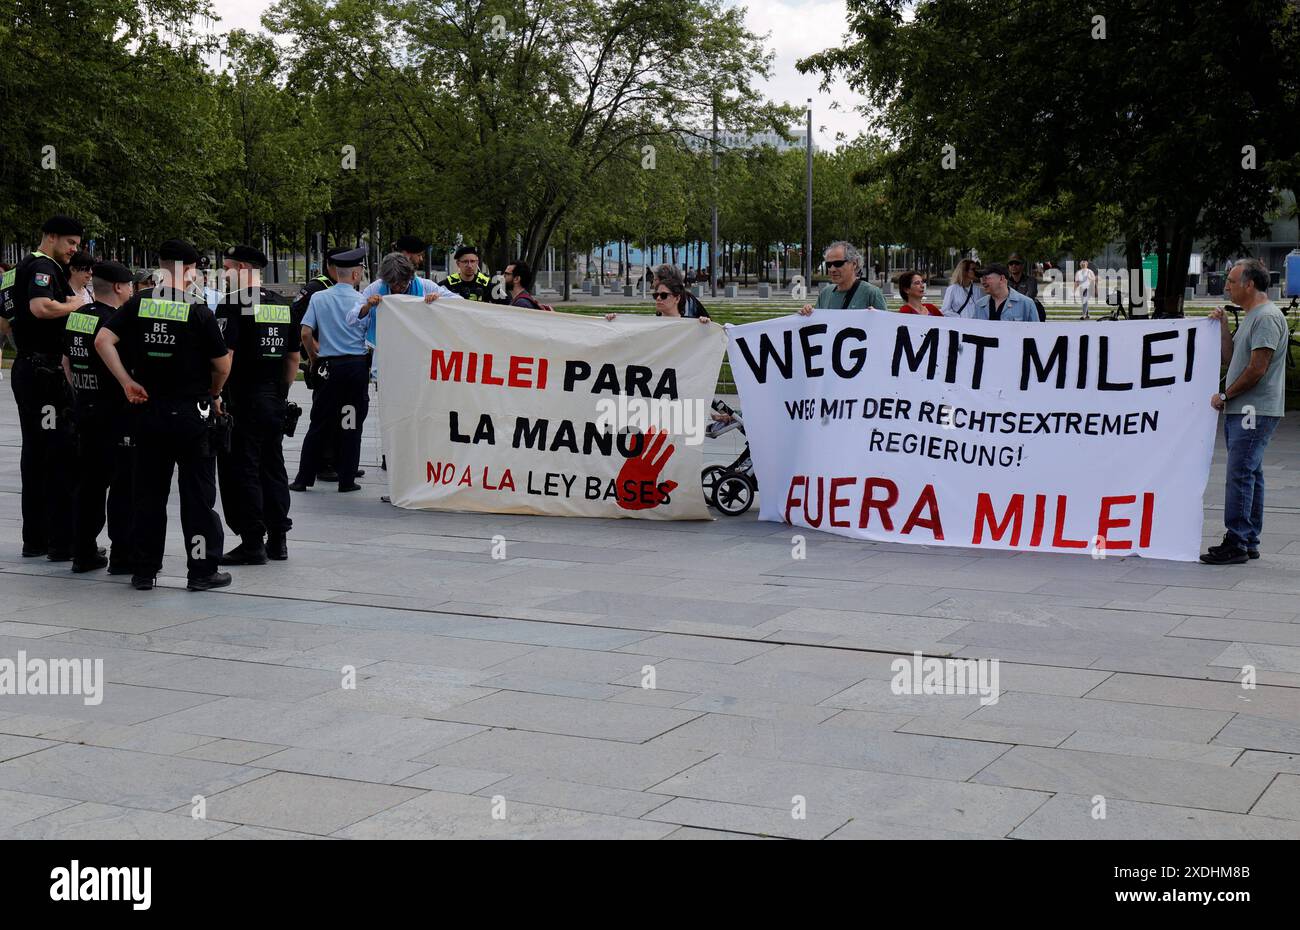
left=896, top=270, right=942, bottom=315
left=1075, top=259, right=1097, bottom=319
left=972, top=263, right=1040, bottom=321
left=796, top=241, right=886, bottom=315
left=652, top=265, right=709, bottom=322
left=939, top=259, right=980, bottom=317
left=1008, top=252, right=1046, bottom=321
left=348, top=252, right=457, bottom=378
left=68, top=251, right=95, bottom=304
left=504, top=260, right=553, bottom=310
left=1202, top=259, right=1289, bottom=564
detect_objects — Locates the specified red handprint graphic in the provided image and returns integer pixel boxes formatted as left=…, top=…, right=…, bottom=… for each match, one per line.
left=615, top=426, right=678, bottom=511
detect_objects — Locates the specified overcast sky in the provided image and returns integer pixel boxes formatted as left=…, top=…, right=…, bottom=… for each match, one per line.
left=203, top=0, right=867, bottom=148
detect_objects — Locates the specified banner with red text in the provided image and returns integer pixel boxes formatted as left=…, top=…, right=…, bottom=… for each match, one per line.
left=377, top=296, right=726, bottom=518
left=727, top=312, right=1219, bottom=560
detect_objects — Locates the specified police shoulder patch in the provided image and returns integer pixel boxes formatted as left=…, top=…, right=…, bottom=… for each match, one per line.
left=34, top=273, right=51, bottom=287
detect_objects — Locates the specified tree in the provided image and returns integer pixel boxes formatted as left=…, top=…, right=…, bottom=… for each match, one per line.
left=799, top=0, right=1300, bottom=315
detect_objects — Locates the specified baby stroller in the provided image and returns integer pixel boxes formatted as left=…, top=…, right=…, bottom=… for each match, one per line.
left=702, top=399, right=757, bottom=515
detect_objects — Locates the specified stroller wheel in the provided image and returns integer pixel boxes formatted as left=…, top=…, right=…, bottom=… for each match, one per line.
left=701, top=466, right=726, bottom=503
left=712, top=474, right=755, bottom=516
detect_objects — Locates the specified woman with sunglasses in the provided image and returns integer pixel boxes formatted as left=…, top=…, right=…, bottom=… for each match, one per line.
left=652, top=264, right=710, bottom=323
left=896, top=270, right=942, bottom=315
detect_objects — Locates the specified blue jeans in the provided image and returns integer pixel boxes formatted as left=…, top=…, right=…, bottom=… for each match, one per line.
left=1223, top=413, right=1281, bottom=549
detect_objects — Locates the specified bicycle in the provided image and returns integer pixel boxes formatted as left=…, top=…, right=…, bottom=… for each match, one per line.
left=1099, top=288, right=1146, bottom=322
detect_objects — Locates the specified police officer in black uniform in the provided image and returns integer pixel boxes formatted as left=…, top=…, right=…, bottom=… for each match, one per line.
left=95, top=239, right=233, bottom=592
left=63, top=260, right=135, bottom=573
left=443, top=245, right=495, bottom=302
left=215, top=245, right=300, bottom=564
left=8, top=215, right=86, bottom=560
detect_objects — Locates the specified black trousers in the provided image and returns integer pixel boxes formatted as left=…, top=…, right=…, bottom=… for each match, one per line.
left=71, top=400, right=133, bottom=561
left=129, top=397, right=223, bottom=579
left=295, top=357, right=369, bottom=488
left=10, top=355, right=74, bottom=552
left=219, top=386, right=292, bottom=542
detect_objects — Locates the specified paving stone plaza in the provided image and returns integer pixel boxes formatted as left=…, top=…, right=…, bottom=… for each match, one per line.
left=1, top=382, right=1298, bottom=840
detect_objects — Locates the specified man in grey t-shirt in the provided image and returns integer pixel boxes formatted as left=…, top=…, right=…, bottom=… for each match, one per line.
left=1202, top=258, right=1289, bottom=564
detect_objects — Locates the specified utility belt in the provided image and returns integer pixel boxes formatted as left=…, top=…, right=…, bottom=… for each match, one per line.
left=16, top=350, right=63, bottom=373
left=311, top=354, right=367, bottom=383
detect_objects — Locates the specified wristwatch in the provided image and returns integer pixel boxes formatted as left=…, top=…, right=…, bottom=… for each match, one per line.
left=1219, top=392, right=1228, bottom=403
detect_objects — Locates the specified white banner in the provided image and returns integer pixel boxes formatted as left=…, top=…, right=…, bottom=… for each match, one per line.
left=727, top=312, right=1219, bottom=560
left=377, top=296, right=727, bottom=519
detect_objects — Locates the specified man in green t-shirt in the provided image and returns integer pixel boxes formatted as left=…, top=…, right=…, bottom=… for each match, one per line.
left=797, top=241, right=887, bottom=316
left=1202, top=258, right=1289, bottom=565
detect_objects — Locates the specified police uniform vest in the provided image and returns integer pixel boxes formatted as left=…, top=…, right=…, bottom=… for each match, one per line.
left=64, top=301, right=117, bottom=406
left=226, top=288, right=299, bottom=393
left=103, top=287, right=227, bottom=399
left=444, top=270, right=492, bottom=302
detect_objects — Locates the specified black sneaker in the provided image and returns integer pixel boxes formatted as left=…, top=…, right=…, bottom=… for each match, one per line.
left=21, top=544, right=47, bottom=558
left=339, top=483, right=362, bottom=493
left=219, top=541, right=268, bottom=566
left=289, top=481, right=310, bottom=492
left=106, top=558, right=132, bottom=575
left=266, top=534, right=288, bottom=561
left=45, top=549, right=73, bottom=562
left=131, top=574, right=156, bottom=590
left=71, top=550, right=109, bottom=573
left=1200, top=546, right=1249, bottom=565
left=187, top=571, right=232, bottom=592
left=1247, top=548, right=1260, bottom=560
left=355, top=468, right=366, bottom=477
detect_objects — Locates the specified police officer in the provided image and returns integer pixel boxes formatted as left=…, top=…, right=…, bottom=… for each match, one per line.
left=9, top=215, right=86, bottom=560
left=95, top=239, right=233, bottom=592
left=290, top=251, right=361, bottom=482
left=216, top=245, right=300, bottom=564
left=443, top=245, right=495, bottom=302
left=63, top=260, right=135, bottom=573
left=291, top=246, right=370, bottom=493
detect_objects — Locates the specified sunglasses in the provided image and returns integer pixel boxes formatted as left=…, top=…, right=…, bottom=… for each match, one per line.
left=653, top=291, right=674, bottom=300
left=825, top=259, right=851, bottom=269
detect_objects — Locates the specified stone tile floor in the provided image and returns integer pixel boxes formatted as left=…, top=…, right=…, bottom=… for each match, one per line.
left=0, top=381, right=1297, bottom=839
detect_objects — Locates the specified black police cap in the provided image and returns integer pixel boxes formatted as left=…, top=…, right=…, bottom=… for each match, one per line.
left=225, top=244, right=268, bottom=268
left=158, top=239, right=201, bottom=265
left=326, top=246, right=367, bottom=268
left=395, top=235, right=426, bottom=254
left=42, top=215, right=84, bottom=237
left=453, top=245, right=479, bottom=261
left=92, top=260, right=133, bottom=284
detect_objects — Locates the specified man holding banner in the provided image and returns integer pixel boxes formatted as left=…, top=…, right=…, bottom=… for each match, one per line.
left=725, top=309, right=1218, bottom=561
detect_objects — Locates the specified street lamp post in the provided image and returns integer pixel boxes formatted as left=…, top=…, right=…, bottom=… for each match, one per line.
left=805, top=99, right=814, bottom=286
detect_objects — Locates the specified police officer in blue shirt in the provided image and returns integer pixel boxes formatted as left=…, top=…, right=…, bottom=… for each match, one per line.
left=972, top=263, right=1041, bottom=322
left=291, top=246, right=370, bottom=493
